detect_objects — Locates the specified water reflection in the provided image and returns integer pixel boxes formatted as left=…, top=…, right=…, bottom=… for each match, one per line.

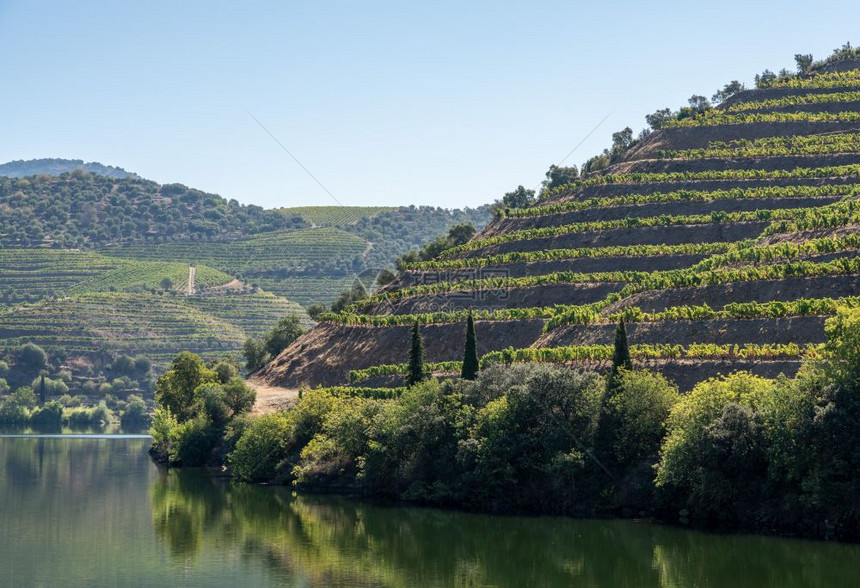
left=1, top=436, right=857, bottom=587
left=149, top=469, right=860, bottom=588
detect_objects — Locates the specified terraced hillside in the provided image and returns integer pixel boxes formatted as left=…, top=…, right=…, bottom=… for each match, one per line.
left=258, top=57, right=860, bottom=391
left=0, top=248, right=310, bottom=370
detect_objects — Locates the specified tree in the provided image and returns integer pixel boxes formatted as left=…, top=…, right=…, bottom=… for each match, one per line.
left=407, top=322, right=426, bottom=386
left=447, top=223, right=476, bottom=246
left=39, top=374, right=46, bottom=404
left=541, top=165, right=579, bottom=193
left=223, top=377, right=256, bottom=417
left=160, top=277, right=174, bottom=291
left=306, top=304, right=327, bottom=320
left=607, top=319, right=632, bottom=390
left=213, top=361, right=238, bottom=384
left=461, top=313, right=479, bottom=381
left=611, top=127, right=634, bottom=155
left=501, top=186, right=536, bottom=210
left=155, top=352, right=216, bottom=422
left=795, top=53, right=814, bottom=74
left=242, top=338, right=268, bottom=372
left=265, top=315, right=305, bottom=358
left=687, top=95, right=711, bottom=113
left=645, top=108, right=676, bottom=130
left=17, top=343, right=47, bottom=376
left=112, top=354, right=135, bottom=376
left=712, top=81, right=745, bottom=104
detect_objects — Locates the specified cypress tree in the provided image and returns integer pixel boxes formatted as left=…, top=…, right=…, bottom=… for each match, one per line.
left=407, top=321, right=426, bottom=386
left=461, top=312, right=479, bottom=380
left=607, top=318, right=632, bottom=390
left=39, top=373, right=47, bottom=404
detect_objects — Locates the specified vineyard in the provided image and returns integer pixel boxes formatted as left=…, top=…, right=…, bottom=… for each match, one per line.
left=256, top=58, right=860, bottom=391
left=0, top=292, right=248, bottom=362
left=439, top=206, right=815, bottom=259
left=663, top=110, right=860, bottom=128
left=499, top=185, right=859, bottom=219
left=657, top=133, right=860, bottom=159
left=348, top=343, right=823, bottom=385
left=280, top=206, right=394, bottom=226
left=725, top=90, right=860, bottom=113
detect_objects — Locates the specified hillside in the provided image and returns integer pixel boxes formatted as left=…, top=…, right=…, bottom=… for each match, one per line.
left=258, top=56, right=860, bottom=392
left=0, top=169, right=491, bottom=387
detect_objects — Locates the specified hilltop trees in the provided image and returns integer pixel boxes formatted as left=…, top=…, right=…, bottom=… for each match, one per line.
left=501, top=186, right=536, bottom=210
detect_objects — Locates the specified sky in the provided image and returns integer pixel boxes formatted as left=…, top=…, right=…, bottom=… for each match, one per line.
left=1, top=1, right=859, bottom=210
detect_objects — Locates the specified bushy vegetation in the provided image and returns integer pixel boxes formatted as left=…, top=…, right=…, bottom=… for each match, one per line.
left=151, top=307, right=860, bottom=537
left=149, top=351, right=256, bottom=466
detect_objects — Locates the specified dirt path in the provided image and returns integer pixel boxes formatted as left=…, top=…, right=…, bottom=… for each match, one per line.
left=187, top=265, right=196, bottom=294
left=248, top=378, right=299, bottom=414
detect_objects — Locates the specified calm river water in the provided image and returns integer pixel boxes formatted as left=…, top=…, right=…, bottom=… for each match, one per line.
left=0, top=434, right=858, bottom=587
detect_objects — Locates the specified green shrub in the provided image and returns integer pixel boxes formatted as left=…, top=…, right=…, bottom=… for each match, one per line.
left=169, top=417, right=218, bottom=467
left=228, top=413, right=293, bottom=482
left=121, top=395, right=150, bottom=428
left=29, top=400, right=64, bottom=428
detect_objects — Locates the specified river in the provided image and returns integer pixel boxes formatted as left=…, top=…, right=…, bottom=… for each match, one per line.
left=0, top=434, right=857, bottom=587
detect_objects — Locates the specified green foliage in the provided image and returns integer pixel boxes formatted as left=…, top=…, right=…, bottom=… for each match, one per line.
left=17, top=343, right=47, bottom=375
left=264, top=315, right=305, bottom=358
left=608, top=319, right=632, bottom=390
left=655, top=372, right=774, bottom=519
left=501, top=185, right=536, bottom=209
left=242, top=338, right=268, bottom=372
left=155, top=352, right=217, bottom=422
left=604, top=370, right=679, bottom=466
left=0, top=172, right=303, bottom=248
left=212, top=360, right=239, bottom=384
left=31, top=376, right=68, bottom=397
left=396, top=223, right=477, bottom=267
left=65, top=402, right=112, bottom=428
left=407, top=322, right=426, bottom=386
left=461, top=313, right=479, bottom=381
left=229, top=391, right=336, bottom=482
left=758, top=67, right=860, bottom=89
left=29, top=400, right=64, bottom=428
left=222, top=377, right=256, bottom=416
left=120, top=394, right=150, bottom=427
left=169, top=417, right=218, bottom=467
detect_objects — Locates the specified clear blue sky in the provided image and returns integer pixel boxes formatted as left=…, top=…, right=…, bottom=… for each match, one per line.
left=1, top=1, right=858, bottom=209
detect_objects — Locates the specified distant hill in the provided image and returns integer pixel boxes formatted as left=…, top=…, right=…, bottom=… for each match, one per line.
left=0, top=158, right=138, bottom=179
left=0, top=167, right=491, bottom=383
